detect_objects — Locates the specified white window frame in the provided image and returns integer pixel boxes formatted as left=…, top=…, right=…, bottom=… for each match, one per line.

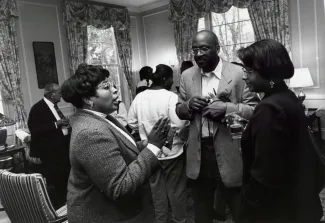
left=198, top=7, right=255, bottom=61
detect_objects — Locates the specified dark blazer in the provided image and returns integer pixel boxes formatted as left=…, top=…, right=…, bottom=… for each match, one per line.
left=240, top=82, right=322, bottom=222
left=176, top=60, right=259, bottom=186
left=28, top=99, right=69, bottom=162
left=67, top=110, right=159, bottom=223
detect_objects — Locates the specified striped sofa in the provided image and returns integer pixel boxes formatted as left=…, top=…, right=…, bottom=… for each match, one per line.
left=0, top=170, right=67, bottom=223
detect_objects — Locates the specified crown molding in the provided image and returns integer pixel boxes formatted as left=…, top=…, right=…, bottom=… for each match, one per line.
left=91, top=0, right=169, bottom=13
left=127, top=0, right=169, bottom=13
left=139, top=0, right=169, bottom=12
left=127, top=6, right=141, bottom=13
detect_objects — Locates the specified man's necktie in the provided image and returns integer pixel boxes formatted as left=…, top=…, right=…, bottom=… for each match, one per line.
left=54, top=104, right=66, bottom=119
left=54, top=104, right=71, bottom=134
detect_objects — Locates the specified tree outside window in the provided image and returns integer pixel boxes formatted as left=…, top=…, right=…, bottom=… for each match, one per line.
left=198, top=7, right=255, bottom=62
left=87, top=26, right=121, bottom=92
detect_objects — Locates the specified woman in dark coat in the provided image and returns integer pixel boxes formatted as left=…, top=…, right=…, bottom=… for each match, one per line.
left=232, top=39, right=323, bottom=222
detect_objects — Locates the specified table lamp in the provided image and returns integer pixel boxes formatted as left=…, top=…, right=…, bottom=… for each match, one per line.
left=288, top=68, right=314, bottom=103
left=0, top=113, right=16, bottom=151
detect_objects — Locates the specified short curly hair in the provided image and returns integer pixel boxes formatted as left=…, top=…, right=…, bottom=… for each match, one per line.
left=61, top=64, right=110, bottom=108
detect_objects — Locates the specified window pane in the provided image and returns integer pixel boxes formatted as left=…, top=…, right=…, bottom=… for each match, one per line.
left=103, top=65, right=120, bottom=86
left=88, top=25, right=114, bottom=43
left=211, top=12, right=225, bottom=26
left=212, top=25, right=227, bottom=46
left=224, top=7, right=239, bottom=24
left=224, top=22, right=241, bottom=45
left=198, top=17, right=205, bottom=31
left=238, top=8, right=250, bottom=21
left=239, top=21, right=255, bottom=43
left=102, top=43, right=117, bottom=64
left=87, top=43, right=102, bottom=64
left=220, top=44, right=243, bottom=62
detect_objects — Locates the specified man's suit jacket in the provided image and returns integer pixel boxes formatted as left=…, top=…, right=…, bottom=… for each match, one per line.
left=28, top=99, right=69, bottom=162
left=176, top=60, right=259, bottom=187
left=67, top=110, right=159, bottom=223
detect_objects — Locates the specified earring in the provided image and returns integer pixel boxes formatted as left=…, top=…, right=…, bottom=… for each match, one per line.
left=90, top=101, right=94, bottom=108
left=270, top=80, right=274, bottom=89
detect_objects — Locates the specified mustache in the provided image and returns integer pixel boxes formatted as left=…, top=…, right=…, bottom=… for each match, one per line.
left=194, top=54, right=209, bottom=61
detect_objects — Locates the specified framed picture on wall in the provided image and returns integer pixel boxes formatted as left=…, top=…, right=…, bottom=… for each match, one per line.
left=32, top=41, right=58, bottom=89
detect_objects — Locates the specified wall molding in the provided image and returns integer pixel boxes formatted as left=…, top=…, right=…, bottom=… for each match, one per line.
left=305, top=94, right=325, bottom=100
left=142, top=10, right=169, bottom=65
left=142, top=9, right=169, bottom=18
left=17, top=1, right=34, bottom=107
left=130, top=16, right=142, bottom=70
left=138, top=0, right=169, bottom=12
left=55, top=5, right=68, bottom=80
left=127, top=0, right=169, bottom=13
left=296, top=0, right=320, bottom=89
left=297, top=0, right=302, bottom=68
left=18, top=1, right=68, bottom=107
left=313, top=0, right=320, bottom=88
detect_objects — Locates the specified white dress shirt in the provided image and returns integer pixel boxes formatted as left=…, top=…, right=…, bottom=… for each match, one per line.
left=201, top=59, right=222, bottom=137
left=43, top=97, right=68, bottom=136
left=84, top=109, right=161, bottom=157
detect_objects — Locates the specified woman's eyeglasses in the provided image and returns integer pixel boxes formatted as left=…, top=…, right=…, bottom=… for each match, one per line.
left=97, top=78, right=113, bottom=90
left=242, top=67, right=255, bottom=77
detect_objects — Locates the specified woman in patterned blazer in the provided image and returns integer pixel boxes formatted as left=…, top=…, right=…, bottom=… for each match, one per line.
left=61, top=64, right=170, bottom=223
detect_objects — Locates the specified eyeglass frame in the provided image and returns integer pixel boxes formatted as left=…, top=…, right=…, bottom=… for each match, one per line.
left=242, top=67, right=256, bottom=78
left=191, top=45, right=220, bottom=56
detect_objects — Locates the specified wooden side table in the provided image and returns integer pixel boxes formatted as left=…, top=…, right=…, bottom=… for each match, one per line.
left=0, top=146, right=27, bottom=173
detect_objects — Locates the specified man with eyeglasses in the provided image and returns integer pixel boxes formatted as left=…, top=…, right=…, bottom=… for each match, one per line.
left=176, top=30, right=259, bottom=223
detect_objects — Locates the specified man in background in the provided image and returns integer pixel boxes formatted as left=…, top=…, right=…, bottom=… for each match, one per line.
left=28, top=83, right=70, bottom=207
left=176, top=30, right=259, bottom=223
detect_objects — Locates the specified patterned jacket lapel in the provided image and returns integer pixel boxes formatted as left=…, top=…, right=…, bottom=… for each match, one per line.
left=78, top=110, right=139, bottom=155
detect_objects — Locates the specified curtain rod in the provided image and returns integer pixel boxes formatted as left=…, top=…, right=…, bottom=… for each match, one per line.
left=64, top=0, right=126, bottom=9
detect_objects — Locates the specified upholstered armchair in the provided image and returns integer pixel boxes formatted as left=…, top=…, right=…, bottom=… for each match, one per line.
left=0, top=170, right=67, bottom=223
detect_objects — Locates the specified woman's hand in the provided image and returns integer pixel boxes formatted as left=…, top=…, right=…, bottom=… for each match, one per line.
left=147, top=117, right=171, bottom=149
left=136, top=140, right=148, bottom=151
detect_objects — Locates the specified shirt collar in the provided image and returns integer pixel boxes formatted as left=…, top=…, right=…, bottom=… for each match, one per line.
left=43, top=97, right=55, bottom=107
left=201, top=58, right=222, bottom=79
left=84, top=109, right=107, bottom=118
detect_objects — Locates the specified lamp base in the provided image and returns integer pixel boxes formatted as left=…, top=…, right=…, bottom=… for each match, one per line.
left=0, top=128, right=7, bottom=150
left=297, top=89, right=306, bottom=103
left=297, top=89, right=309, bottom=115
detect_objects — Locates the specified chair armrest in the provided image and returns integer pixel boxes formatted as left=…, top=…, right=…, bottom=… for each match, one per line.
left=50, top=215, right=67, bottom=223
left=15, top=129, right=31, bottom=143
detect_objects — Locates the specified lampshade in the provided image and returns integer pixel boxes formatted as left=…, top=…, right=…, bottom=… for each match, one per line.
left=289, top=68, right=314, bottom=88
left=0, top=113, right=16, bottom=128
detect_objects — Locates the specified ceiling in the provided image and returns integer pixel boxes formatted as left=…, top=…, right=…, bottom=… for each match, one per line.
left=93, top=0, right=162, bottom=8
